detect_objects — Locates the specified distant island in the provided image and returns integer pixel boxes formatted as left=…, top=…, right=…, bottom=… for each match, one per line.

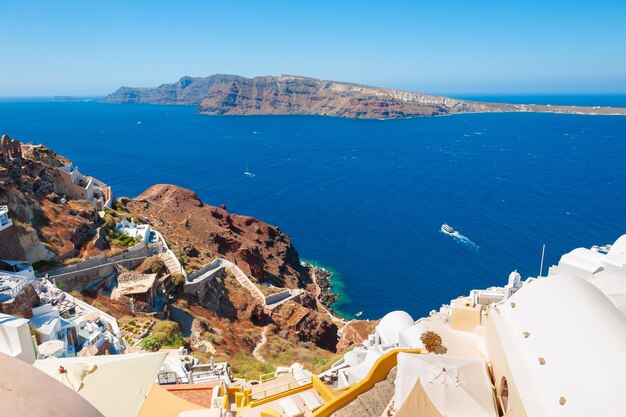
left=102, top=74, right=626, bottom=119
left=54, top=96, right=95, bottom=102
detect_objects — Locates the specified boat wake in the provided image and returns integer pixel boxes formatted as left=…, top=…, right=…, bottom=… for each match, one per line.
left=441, top=224, right=479, bottom=250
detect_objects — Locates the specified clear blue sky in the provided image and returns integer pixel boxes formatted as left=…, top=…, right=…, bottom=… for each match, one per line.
left=1, top=0, right=625, bottom=96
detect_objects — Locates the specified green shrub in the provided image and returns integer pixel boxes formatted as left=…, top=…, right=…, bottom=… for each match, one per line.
left=63, top=258, right=81, bottom=265
left=171, top=273, right=186, bottom=286
left=141, top=256, right=166, bottom=275
left=152, top=320, right=182, bottom=347
left=116, top=235, right=136, bottom=247
left=141, top=335, right=161, bottom=351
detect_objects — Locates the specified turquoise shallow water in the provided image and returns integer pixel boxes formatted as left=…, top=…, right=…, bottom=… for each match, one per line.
left=1, top=98, right=625, bottom=319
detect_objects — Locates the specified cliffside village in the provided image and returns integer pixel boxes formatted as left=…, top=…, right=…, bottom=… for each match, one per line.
left=2, top=135, right=626, bottom=417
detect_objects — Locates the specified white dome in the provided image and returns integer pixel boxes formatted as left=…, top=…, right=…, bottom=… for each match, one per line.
left=608, top=234, right=626, bottom=261
left=377, top=311, right=415, bottom=346
left=501, top=275, right=626, bottom=417
left=399, top=323, right=429, bottom=348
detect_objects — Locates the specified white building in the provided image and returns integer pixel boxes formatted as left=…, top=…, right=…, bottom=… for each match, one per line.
left=30, top=304, right=79, bottom=358
left=486, top=235, right=626, bottom=417
left=115, top=217, right=152, bottom=242
left=0, top=313, right=36, bottom=363
left=28, top=279, right=123, bottom=358
left=58, top=164, right=112, bottom=210
left=321, top=234, right=626, bottom=417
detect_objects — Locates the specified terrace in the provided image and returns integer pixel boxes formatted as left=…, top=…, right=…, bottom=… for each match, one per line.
left=0, top=273, right=27, bottom=303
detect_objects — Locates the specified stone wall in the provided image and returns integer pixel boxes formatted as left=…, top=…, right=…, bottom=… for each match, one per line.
left=42, top=242, right=154, bottom=288
left=0, top=284, right=39, bottom=318
left=264, top=289, right=294, bottom=305
left=0, top=134, right=22, bottom=162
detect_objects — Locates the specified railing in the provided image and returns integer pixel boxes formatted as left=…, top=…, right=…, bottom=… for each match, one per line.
left=0, top=206, right=11, bottom=229
left=310, top=348, right=421, bottom=417
left=251, top=376, right=312, bottom=401
left=0, top=273, right=27, bottom=301
left=157, top=371, right=181, bottom=385
left=259, top=372, right=278, bottom=384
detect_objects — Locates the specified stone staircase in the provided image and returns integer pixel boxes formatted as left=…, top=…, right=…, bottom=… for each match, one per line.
left=221, top=260, right=265, bottom=303
left=159, top=250, right=185, bottom=277
left=331, top=367, right=397, bottom=417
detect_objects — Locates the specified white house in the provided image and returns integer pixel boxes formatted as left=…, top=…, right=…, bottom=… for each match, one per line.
left=115, top=217, right=152, bottom=242
left=0, top=313, right=36, bottom=363
left=58, top=164, right=112, bottom=210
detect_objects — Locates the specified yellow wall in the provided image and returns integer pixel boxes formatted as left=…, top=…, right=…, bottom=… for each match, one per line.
left=311, top=348, right=420, bottom=417
left=484, top=309, right=529, bottom=417
left=450, top=304, right=482, bottom=332
left=138, top=384, right=203, bottom=417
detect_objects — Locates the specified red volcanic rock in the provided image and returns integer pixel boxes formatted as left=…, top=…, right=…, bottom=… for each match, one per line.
left=0, top=142, right=99, bottom=262
left=127, top=184, right=312, bottom=289
left=103, top=73, right=626, bottom=119
left=337, top=320, right=378, bottom=353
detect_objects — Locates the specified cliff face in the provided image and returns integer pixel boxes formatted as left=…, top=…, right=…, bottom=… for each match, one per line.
left=2, top=138, right=339, bottom=361
left=103, top=74, right=490, bottom=118
left=0, top=142, right=98, bottom=262
left=103, top=76, right=221, bottom=105
left=102, top=74, right=626, bottom=118
left=127, top=184, right=312, bottom=289
left=196, top=75, right=487, bottom=118
left=126, top=184, right=339, bottom=354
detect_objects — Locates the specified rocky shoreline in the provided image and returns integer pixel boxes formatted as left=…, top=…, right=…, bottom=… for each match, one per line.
left=305, top=262, right=342, bottom=317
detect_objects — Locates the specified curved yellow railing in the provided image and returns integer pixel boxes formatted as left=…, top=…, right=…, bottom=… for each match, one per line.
left=234, top=348, right=420, bottom=417
left=311, top=348, right=420, bottom=417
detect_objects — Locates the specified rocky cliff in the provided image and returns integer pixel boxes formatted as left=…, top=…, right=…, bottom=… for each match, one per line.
left=1, top=137, right=341, bottom=364
left=103, top=74, right=626, bottom=119
left=126, top=184, right=314, bottom=290
left=125, top=184, right=339, bottom=355
left=0, top=141, right=99, bottom=262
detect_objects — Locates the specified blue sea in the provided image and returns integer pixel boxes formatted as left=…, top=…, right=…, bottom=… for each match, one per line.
left=1, top=96, right=625, bottom=320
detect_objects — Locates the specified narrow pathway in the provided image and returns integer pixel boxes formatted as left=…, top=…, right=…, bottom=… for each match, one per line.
left=253, top=326, right=270, bottom=363
left=310, top=265, right=348, bottom=327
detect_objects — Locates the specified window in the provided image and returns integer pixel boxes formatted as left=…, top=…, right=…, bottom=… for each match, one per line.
left=500, top=376, right=509, bottom=413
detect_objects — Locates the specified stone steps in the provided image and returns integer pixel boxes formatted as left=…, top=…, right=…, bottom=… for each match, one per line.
left=159, top=251, right=184, bottom=275
left=331, top=367, right=397, bottom=417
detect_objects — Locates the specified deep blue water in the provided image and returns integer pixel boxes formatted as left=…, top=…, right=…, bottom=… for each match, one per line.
left=1, top=99, right=625, bottom=319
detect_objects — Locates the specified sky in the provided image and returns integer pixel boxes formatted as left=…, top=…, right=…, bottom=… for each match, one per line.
left=1, top=0, right=625, bottom=96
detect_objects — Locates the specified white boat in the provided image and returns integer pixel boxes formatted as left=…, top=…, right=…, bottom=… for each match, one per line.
left=244, top=162, right=255, bottom=177
left=441, top=223, right=456, bottom=235
left=354, top=311, right=363, bottom=318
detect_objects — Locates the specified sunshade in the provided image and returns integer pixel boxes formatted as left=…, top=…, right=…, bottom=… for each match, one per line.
left=34, top=352, right=167, bottom=417
left=0, top=352, right=104, bottom=417
left=38, top=339, right=65, bottom=356
left=394, top=353, right=497, bottom=417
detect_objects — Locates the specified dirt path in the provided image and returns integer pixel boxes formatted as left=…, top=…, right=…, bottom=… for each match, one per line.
left=309, top=265, right=348, bottom=327
left=253, top=325, right=270, bottom=362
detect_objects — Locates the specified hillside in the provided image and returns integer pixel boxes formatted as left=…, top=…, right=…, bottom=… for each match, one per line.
left=127, top=184, right=312, bottom=291
left=0, top=141, right=99, bottom=262
left=1, top=136, right=363, bottom=374
left=102, top=74, right=626, bottom=119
